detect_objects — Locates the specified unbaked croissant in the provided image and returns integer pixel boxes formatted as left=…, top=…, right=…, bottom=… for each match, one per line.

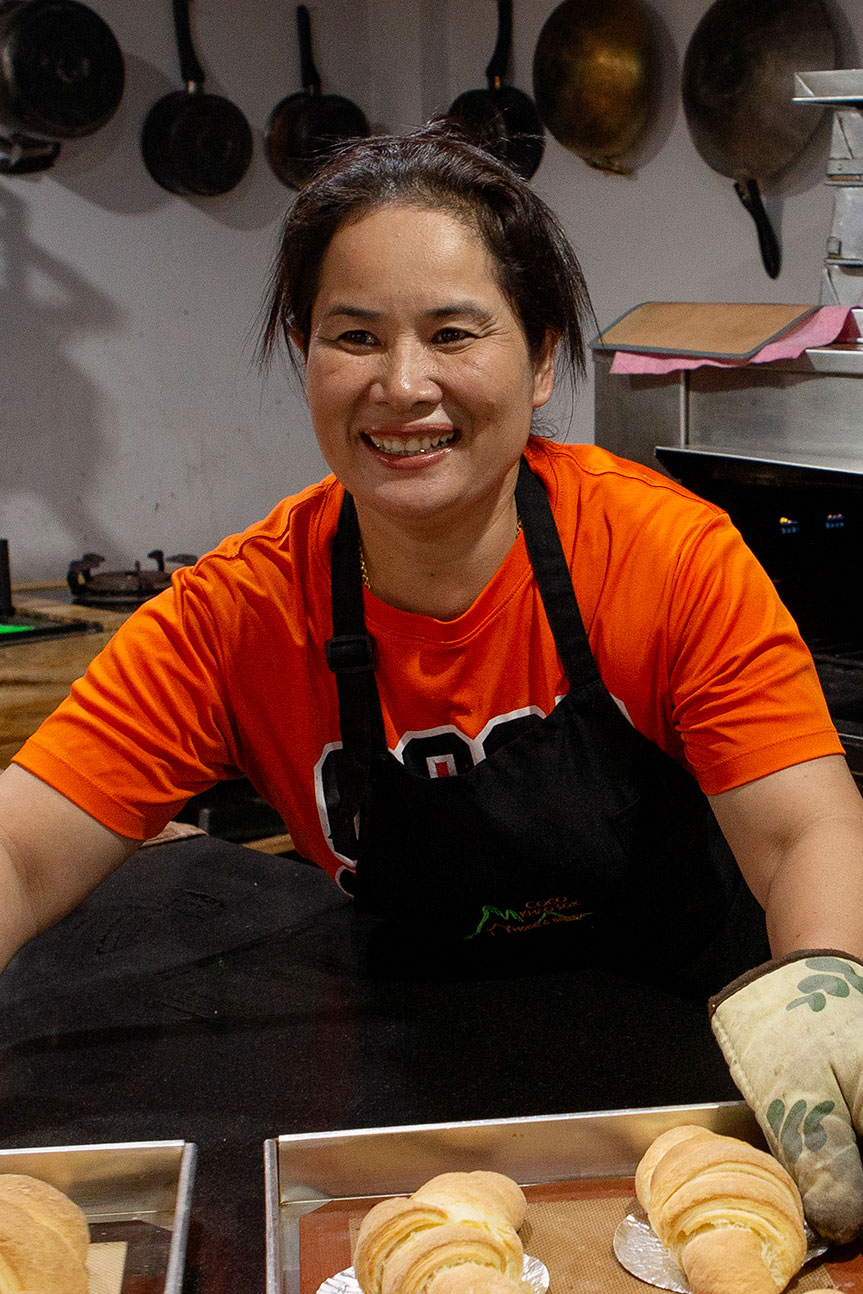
left=0, top=1173, right=90, bottom=1294
left=635, top=1126, right=807, bottom=1294
left=354, top=1170, right=526, bottom=1294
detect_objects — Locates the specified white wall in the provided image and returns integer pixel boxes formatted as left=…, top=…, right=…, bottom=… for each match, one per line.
left=1, top=0, right=859, bottom=581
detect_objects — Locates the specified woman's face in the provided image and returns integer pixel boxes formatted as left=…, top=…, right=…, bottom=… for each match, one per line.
left=302, top=204, right=555, bottom=530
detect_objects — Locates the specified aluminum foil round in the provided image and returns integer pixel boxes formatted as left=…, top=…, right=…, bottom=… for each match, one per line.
left=612, top=1211, right=689, bottom=1292
left=318, top=1254, right=550, bottom=1294
left=613, top=1207, right=829, bottom=1293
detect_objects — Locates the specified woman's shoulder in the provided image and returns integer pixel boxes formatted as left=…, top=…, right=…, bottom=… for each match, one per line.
left=525, top=437, right=727, bottom=544
left=176, top=473, right=343, bottom=596
left=527, top=437, right=721, bottom=504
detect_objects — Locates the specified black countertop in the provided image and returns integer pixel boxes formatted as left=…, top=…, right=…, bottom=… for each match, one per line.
left=0, top=837, right=739, bottom=1291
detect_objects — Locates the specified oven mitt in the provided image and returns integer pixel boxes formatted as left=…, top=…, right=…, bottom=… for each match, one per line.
left=709, top=950, right=863, bottom=1244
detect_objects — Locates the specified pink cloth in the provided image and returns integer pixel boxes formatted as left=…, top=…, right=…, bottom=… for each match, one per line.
left=608, top=306, right=857, bottom=375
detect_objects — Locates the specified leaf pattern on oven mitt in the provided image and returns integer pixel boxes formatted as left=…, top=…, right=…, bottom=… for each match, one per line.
left=709, top=950, right=863, bottom=1245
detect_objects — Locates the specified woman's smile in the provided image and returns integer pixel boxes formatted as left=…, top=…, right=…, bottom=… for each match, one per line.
left=363, top=425, right=458, bottom=459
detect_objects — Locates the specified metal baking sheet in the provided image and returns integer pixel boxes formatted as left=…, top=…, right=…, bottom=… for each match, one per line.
left=0, top=1139, right=196, bottom=1294
left=263, top=1101, right=763, bottom=1294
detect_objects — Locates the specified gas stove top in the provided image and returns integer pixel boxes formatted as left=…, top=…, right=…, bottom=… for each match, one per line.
left=67, top=549, right=197, bottom=608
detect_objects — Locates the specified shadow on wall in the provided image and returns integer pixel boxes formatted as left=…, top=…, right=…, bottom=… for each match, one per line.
left=0, top=183, right=119, bottom=577
left=631, top=2, right=680, bottom=174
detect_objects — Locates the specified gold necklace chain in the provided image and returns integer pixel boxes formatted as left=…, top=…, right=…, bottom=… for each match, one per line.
left=359, top=515, right=523, bottom=592
left=359, top=542, right=372, bottom=592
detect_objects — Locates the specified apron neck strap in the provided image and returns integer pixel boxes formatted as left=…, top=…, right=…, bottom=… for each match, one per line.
left=515, top=456, right=602, bottom=691
left=324, top=489, right=382, bottom=814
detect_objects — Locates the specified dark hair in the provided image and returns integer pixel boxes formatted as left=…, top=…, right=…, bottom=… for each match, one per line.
left=259, top=121, right=593, bottom=382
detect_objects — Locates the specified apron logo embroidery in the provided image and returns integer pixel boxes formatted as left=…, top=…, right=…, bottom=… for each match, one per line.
left=467, top=897, right=589, bottom=938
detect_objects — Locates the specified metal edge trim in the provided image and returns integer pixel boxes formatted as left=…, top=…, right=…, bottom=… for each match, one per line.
left=274, top=1100, right=747, bottom=1151
left=654, top=443, right=863, bottom=478
left=164, top=1142, right=197, bottom=1294
left=793, top=70, right=863, bottom=105
left=0, top=1139, right=189, bottom=1156
left=265, top=1139, right=283, bottom=1294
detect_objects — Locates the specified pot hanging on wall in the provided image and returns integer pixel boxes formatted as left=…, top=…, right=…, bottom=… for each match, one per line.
left=265, top=4, right=370, bottom=191
left=141, top=0, right=253, bottom=198
left=532, top=0, right=655, bottom=175
left=681, top=0, right=837, bottom=279
left=447, top=0, right=545, bottom=181
left=0, top=0, right=124, bottom=175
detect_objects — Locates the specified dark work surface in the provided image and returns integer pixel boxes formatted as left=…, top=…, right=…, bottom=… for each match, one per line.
left=0, top=837, right=739, bottom=1292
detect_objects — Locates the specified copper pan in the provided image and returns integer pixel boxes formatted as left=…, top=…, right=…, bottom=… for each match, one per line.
left=532, top=0, right=655, bottom=176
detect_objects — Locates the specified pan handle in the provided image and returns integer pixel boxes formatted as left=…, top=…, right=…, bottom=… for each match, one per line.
left=734, top=179, right=781, bottom=280
left=485, top=0, right=512, bottom=90
left=172, top=0, right=206, bottom=90
left=296, top=5, right=322, bottom=96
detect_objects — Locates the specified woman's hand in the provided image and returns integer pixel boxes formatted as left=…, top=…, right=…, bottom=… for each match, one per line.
left=708, top=755, right=863, bottom=1241
left=710, top=951, right=863, bottom=1243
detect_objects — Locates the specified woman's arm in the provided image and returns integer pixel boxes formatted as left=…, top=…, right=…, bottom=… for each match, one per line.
left=0, top=764, right=138, bottom=973
left=708, top=754, right=863, bottom=1242
left=708, top=753, right=863, bottom=959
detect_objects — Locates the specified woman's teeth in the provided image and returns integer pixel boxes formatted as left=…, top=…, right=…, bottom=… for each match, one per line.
left=367, top=430, right=456, bottom=456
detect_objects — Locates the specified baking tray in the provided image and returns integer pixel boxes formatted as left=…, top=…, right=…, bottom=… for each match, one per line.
left=265, top=1104, right=863, bottom=1294
left=0, top=1139, right=196, bottom=1294
left=264, top=1102, right=774, bottom=1294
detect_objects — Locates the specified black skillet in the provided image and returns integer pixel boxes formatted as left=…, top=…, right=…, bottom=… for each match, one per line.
left=141, top=0, right=253, bottom=197
left=681, top=0, right=836, bottom=279
left=0, top=0, right=124, bottom=174
left=265, top=5, right=370, bottom=191
left=447, top=0, right=544, bottom=181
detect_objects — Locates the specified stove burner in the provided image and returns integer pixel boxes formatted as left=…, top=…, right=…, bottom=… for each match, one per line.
left=67, top=549, right=197, bottom=608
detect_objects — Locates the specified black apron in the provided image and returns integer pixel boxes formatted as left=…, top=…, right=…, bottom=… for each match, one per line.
left=323, top=458, right=769, bottom=993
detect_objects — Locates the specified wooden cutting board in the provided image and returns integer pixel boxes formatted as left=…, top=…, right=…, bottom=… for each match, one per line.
left=592, top=301, right=816, bottom=358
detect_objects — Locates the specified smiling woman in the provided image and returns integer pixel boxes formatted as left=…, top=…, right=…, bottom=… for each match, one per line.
left=3, top=122, right=863, bottom=1249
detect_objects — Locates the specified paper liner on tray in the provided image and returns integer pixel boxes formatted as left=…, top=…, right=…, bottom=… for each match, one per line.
left=317, top=1254, right=550, bottom=1294
left=86, top=1241, right=128, bottom=1294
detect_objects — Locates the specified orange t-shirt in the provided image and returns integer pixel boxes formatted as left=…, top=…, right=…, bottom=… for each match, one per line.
left=14, top=438, right=842, bottom=879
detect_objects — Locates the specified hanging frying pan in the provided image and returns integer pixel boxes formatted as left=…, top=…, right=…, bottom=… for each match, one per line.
left=681, top=0, right=837, bottom=279
left=141, top=0, right=253, bottom=197
left=0, top=0, right=124, bottom=175
left=447, top=0, right=544, bottom=181
left=265, top=5, right=370, bottom=191
left=532, top=0, right=654, bottom=176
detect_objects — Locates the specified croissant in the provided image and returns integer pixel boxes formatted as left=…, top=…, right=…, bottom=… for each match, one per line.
left=635, top=1126, right=807, bottom=1294
left=0, top=1173, right=90, bottom=1294
left=354, top=1170, right=526, bottom=1294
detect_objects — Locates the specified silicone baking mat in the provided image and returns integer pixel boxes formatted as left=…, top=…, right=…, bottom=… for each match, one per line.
left=299, top=1178, right=862, bottom=1294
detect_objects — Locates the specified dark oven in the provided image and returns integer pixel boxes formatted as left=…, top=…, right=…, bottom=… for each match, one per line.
left=592, top=324, right=863, bottom=787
